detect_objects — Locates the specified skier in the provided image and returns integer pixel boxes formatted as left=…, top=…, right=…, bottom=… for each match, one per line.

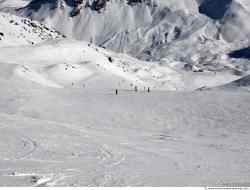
left=147, top=87, right=150, bottom=93
left=116, top=89, right=118, bottom=95
left=135, top=86, right=138, bottom=92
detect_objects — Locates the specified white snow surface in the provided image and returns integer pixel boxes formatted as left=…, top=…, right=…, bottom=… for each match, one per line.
left=0, top=36, right=250, bottom=186
left=0, top=59, right=250, bottom=186
left=0, top=0, right=31, bottom=9
left=0, top=4, right=249, bottom=187
left=0, top=38, right=246, bottom=91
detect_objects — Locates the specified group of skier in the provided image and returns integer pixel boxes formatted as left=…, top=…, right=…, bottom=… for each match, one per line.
left=116, top=86, right=150, bottom=95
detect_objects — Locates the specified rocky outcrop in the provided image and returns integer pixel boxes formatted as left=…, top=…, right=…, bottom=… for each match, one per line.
left=128, top=0, right=144, bottom=5
left=65, top=0, right=150, bottom=17
left=129, top=0, right=142, bottom=3
left=75, top=0, right=84, bottom=5
left=93, top=0, right=109, bottom=12
left=70, top=0, right=111, bottom=15
left=198, top=0, right=232, bottom=20
left=70, top=0, right=85, bottom=17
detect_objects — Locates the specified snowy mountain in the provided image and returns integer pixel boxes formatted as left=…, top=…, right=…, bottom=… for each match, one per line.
left=0, top=3, right=247, bottom=91
left=0, top=11, right=63, bottom=47
left=1, top=37, right=245, bottom=91
left=1, top=0, right=246, bottom=84
left=0, top=0, right=250, bottom=187
left=12, top=0, right=250, bottom=56
left=1, top=0, right=247, bottom=89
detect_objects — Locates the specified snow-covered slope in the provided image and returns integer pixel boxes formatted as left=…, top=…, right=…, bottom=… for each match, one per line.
left=14, top=0, right=205, bottom=52
left=0, top=12, right=63, bottom=47
left=0, top=0, right=31, bottom=9
left=0, top=3, right=249, bottom=187
left=216, top=74, right=250, bottom=89
left=10, top=0, right=249, bottom=60
left=0, top=0, right=247, bottom=90
left=0, top=38, right=244, bottom=91
left=0, top=57, right=250, bottom=186
left=0, top=32, right=249, bottom=185
left=0, top=12, right=247, bottom=91
left=219, top=0, right=250, bottom=42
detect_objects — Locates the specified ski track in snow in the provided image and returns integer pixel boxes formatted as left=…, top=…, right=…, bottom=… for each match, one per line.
left=0, top=38, right=249, bottom=185
left=0, top=63, right=249, bottom=186
left=0, top=47, right=250, bottom=186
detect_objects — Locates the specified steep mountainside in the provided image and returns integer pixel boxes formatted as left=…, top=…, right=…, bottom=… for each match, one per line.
left=0, top=11, right=63, bottom=47
left=0, top=10, right=247, bottom=91
left=0, top=0, right=248, bottom=89
left=13, top=0, right=250, bottom=58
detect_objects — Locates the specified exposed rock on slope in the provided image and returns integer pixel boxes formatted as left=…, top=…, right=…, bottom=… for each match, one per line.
left=198, top=0, right=232, bottom=20
left=0, top=12, right=63, bottom=47
left=229, top=46, right=250, bottom=59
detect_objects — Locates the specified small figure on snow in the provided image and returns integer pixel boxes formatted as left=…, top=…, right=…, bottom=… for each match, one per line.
left=147, top=87, right=150, bottom=93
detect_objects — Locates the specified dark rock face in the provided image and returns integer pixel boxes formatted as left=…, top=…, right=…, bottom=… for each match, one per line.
left=92, top=0, right=110, bottom=11
left=95, top=0, right=108, bottom=11
left=128, top=0, right=143, bottom=5
left=74, top=0, right=84, bottom=5
left=70, top=0, right=85, bottom=17
left=198, top=0, right=232, bottom=20
left=27, top=0, right=75, bottom=10
left=70, top=8, right=81, bottom=16
left=24, top=0, right=55, bottom=11
left=70, top=0, right=111, bottom=16
left=24, top=0, right=150, bottom=17
left=229, top=47, right=250, bottom=59
left=129, top=0, right=142, bottom=3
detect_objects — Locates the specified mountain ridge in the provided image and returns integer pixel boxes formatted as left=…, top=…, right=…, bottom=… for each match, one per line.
left=12, top=0, right=249, bottom=60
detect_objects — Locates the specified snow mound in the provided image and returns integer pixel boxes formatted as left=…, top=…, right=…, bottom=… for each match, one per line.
left=43, top=63, right=97, bottom=86
left=0, top=38, right=243, bottom=91
left=14, top=65, right=63, bottom=88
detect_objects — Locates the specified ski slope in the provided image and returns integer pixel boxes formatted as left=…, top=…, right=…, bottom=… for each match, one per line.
left=0, top=3, right=249, bottom=187
left=0, top=35, right=250, bottom=186
left=0, top=62, right=250, bottom=186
